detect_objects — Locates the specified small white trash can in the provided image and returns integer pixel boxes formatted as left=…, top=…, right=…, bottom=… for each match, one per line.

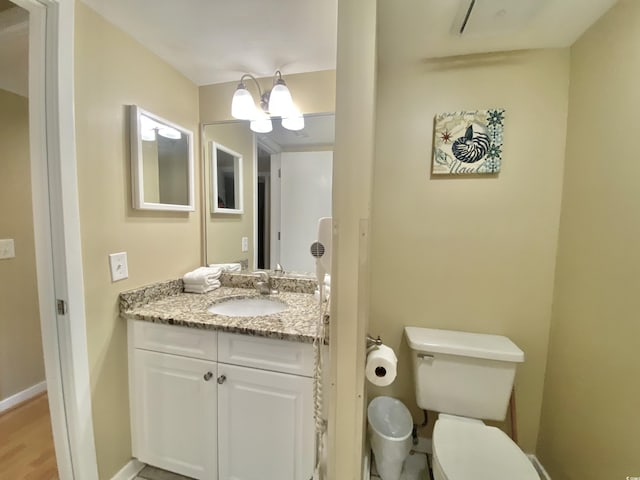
left=367, top=396, right=413, bottom=480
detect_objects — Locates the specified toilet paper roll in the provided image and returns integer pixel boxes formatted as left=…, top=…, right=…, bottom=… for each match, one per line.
left=365, top=344, right=397, bottom=387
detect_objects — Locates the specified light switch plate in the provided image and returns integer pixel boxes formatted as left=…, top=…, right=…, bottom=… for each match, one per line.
left=241, top=236, right=249, bottom=252
left=108, top=252, right=129, bottom=282
left=0, top=239, right=15, bottom=259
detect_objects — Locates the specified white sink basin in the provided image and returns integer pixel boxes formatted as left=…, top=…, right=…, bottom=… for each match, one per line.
left=207, top=297, right=288, bottom=317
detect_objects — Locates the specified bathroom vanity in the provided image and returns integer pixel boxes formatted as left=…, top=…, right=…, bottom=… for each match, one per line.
left=120, top=274, right=323, bottom=480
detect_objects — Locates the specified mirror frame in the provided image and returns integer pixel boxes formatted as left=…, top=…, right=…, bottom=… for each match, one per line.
left=210, top=141, right=244, bottom=214
left=130, top=105, right=195, bottom=211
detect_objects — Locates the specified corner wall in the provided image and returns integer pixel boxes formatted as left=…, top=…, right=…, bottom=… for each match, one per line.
left=0, top=88, right=45, bottom=403
left=74, top=4, right=200, bottom=478
left=370, top=39, right=570, bottom=451
left=537, top=1, right=640, bottom=478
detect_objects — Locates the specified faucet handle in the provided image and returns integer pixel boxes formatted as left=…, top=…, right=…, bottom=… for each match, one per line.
left=274, top=263, right=285, bottom=275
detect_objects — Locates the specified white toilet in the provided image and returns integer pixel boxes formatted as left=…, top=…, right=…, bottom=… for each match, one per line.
left=367, top=396, right=413, bottom=480
left=404, top=326, right=540, bottom=480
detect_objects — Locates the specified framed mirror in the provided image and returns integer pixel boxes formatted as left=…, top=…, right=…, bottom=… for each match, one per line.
left=211, top=141, right=244, bottom=214
left=203, top=114, right=334, bottom=273
left=130, top=105, right=195, bottom=211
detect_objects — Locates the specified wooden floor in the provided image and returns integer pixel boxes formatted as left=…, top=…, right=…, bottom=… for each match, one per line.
left=0, top=393, right=58, bottom=480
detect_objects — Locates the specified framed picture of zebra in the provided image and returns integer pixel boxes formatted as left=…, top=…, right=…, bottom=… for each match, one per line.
left=432, top=108, right=505, bottom=175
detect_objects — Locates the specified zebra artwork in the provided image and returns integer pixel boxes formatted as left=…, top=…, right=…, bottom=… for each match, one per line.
left=432, top=109, right=505, bottom=175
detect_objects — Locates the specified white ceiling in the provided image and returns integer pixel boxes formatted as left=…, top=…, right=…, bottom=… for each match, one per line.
left=378, top=0, right=619, bottom=64
left=80, top=0, right=339, bottom=86
left=0, top=1, right=619, bottom=97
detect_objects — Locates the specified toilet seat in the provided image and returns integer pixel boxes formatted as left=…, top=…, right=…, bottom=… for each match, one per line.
left=433, top=416, right=539, bottom=480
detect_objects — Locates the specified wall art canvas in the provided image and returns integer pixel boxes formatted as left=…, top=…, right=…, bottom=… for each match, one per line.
left=432, top=109, right=505, bottom=175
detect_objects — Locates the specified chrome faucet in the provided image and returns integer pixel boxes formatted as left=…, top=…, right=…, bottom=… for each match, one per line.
left=255, top=271, right=278, bottom=295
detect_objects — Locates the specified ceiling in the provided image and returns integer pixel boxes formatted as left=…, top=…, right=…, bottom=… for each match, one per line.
left=378, top=0, right=619, bottom=64
left=259, top=114, right=335, bottom=151
left=0, top=1, right=619, bottom=98
left=80, top=0, right=339, bottom=86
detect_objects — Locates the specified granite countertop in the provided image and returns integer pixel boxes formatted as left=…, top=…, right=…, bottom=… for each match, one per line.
left=120, top=278, right=325, bottom=343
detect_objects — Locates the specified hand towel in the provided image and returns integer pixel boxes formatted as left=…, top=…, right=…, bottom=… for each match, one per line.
left=184, top=280, right=221, bottom=294
left=183, top=266, right=223, bottom=286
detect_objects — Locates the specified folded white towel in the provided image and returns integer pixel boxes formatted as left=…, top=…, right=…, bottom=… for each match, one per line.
left=183, top=266, right=223, bottom=286
left=208, top=263, right=242, bottom=272
left=184, top=280, right=221, bottom=294
left=324, top=274, right=331, bottom=286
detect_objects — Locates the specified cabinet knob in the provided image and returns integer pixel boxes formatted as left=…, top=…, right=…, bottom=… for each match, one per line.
left=203, top=371, right=213, bottom=381
left=217, top=374, right=227, bottom=385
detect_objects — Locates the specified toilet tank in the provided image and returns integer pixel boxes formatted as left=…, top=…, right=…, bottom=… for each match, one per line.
left=404, top=327, right=524, bottom=421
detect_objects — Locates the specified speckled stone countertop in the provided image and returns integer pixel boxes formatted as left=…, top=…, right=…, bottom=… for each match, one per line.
left=120, top=276, right=325, bottom=343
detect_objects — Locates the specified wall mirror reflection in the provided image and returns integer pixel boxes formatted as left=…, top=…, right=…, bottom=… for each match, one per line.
left=211, top=142, right=243, bottom=214
left=130, top=105, right=195, bottom=211
left=203, top=114, right=334, bottom=274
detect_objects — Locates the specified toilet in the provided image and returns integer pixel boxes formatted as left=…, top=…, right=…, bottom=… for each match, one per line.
left=404, top=326, right=540, bottom=480
left=367, top=396, right=413, bottom=480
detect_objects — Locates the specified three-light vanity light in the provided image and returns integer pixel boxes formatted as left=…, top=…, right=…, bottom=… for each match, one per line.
left=231, top=70, right=304, bottom=133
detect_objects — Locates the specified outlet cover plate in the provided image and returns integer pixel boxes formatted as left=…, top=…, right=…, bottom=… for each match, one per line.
left=109, top=252, right=129, bottom=282
left=0, top=239, right=15, bottom=259
left=241, top=236, right=249, bottom=252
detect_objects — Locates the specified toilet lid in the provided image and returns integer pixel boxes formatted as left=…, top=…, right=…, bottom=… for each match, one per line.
left=433, top=417, right=539, bottom=480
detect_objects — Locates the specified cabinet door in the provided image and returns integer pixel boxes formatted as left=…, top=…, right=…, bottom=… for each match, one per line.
left=133, top=349, right=217, bottom=479
left=217, top=364, right=314, bottom=480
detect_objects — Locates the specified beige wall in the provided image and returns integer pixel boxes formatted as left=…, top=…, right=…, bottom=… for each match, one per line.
left=0, top=88, right=45, bottom=402
left=199, top=71, right=336, bottom=271
left=74, top=4, right=200, bottom=478
left=370, top=48, right=570, bottom=452
left=203, top=123, right=254, bottom=266
left=537, top=1, right=640, bottom=478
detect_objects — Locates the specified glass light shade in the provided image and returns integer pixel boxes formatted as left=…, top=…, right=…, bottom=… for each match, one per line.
left=141, top=129, right=156, bottom=141
left=281, top=108, right=304, bottom=131
left=158, top=126, right=181, bottom=139
left=140, top=115, right=157, bottom=141
left=268, top=82, right=294, bottom=117
left=231, top=85, right=257, bottom=120
left=250, top=112, right=273, bottom=133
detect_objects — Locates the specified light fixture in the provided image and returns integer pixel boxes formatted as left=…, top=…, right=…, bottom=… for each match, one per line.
left=231, top=70, right=304, bottom=133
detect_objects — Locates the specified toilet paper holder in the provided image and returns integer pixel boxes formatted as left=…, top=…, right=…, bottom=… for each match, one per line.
left=366, top=334, right=383, bottom=349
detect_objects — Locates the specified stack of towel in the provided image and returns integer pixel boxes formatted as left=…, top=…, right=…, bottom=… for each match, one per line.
left=183, top=266, right=223, bottom=294
left=208, top=263, right=242, bottom=272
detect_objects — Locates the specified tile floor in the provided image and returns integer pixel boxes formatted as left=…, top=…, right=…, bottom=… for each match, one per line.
left=135, top=465, right=195, bottom=480
left=370, top=450, right=431, bottom=480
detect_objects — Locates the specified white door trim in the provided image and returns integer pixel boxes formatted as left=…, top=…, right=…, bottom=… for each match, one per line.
left=13, top=0, right=99, bottom=478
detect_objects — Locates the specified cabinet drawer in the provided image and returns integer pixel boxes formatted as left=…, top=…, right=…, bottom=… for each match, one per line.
left=218, top=332, right=314, bottom=377
left=132, top=320, right=217, bottom=361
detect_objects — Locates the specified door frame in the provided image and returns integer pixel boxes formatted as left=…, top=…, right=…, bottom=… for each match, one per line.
left=12, top=0, right=99, bottom=478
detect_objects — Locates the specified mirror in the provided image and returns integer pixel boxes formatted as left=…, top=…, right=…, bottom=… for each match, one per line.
left=130, top=105, right=195, bottom=211
left=211, top=142, right=243, bottom=214
left=203, top=114, right=334, bottom=274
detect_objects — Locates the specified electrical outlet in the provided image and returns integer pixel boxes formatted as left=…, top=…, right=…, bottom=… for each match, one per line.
left=108, top=252, right=129, bottom=282
left=0, top=239, right=15, bottom=260
left=241, top=236, right=249, bottom=252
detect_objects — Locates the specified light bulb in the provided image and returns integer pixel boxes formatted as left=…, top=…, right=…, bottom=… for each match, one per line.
left=158, top=127, right=181, bottom=139
left=231, top=83, right=257, bottom=120
left=268, top=81, right=293, bottom=117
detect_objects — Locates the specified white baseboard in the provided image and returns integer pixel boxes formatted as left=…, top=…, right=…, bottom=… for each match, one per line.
left=528, top=454, right=552, bottom=480
left=110, top=459, right=145, bottom=480
left=0, top=381, right=47, bottom=414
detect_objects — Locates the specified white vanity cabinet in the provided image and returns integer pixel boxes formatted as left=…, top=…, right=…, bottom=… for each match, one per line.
left=217, top=333, right=315, bottom=480
left=129, top=321, right=219, bottom=479
left=128, top=321, right=315, bottom=480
